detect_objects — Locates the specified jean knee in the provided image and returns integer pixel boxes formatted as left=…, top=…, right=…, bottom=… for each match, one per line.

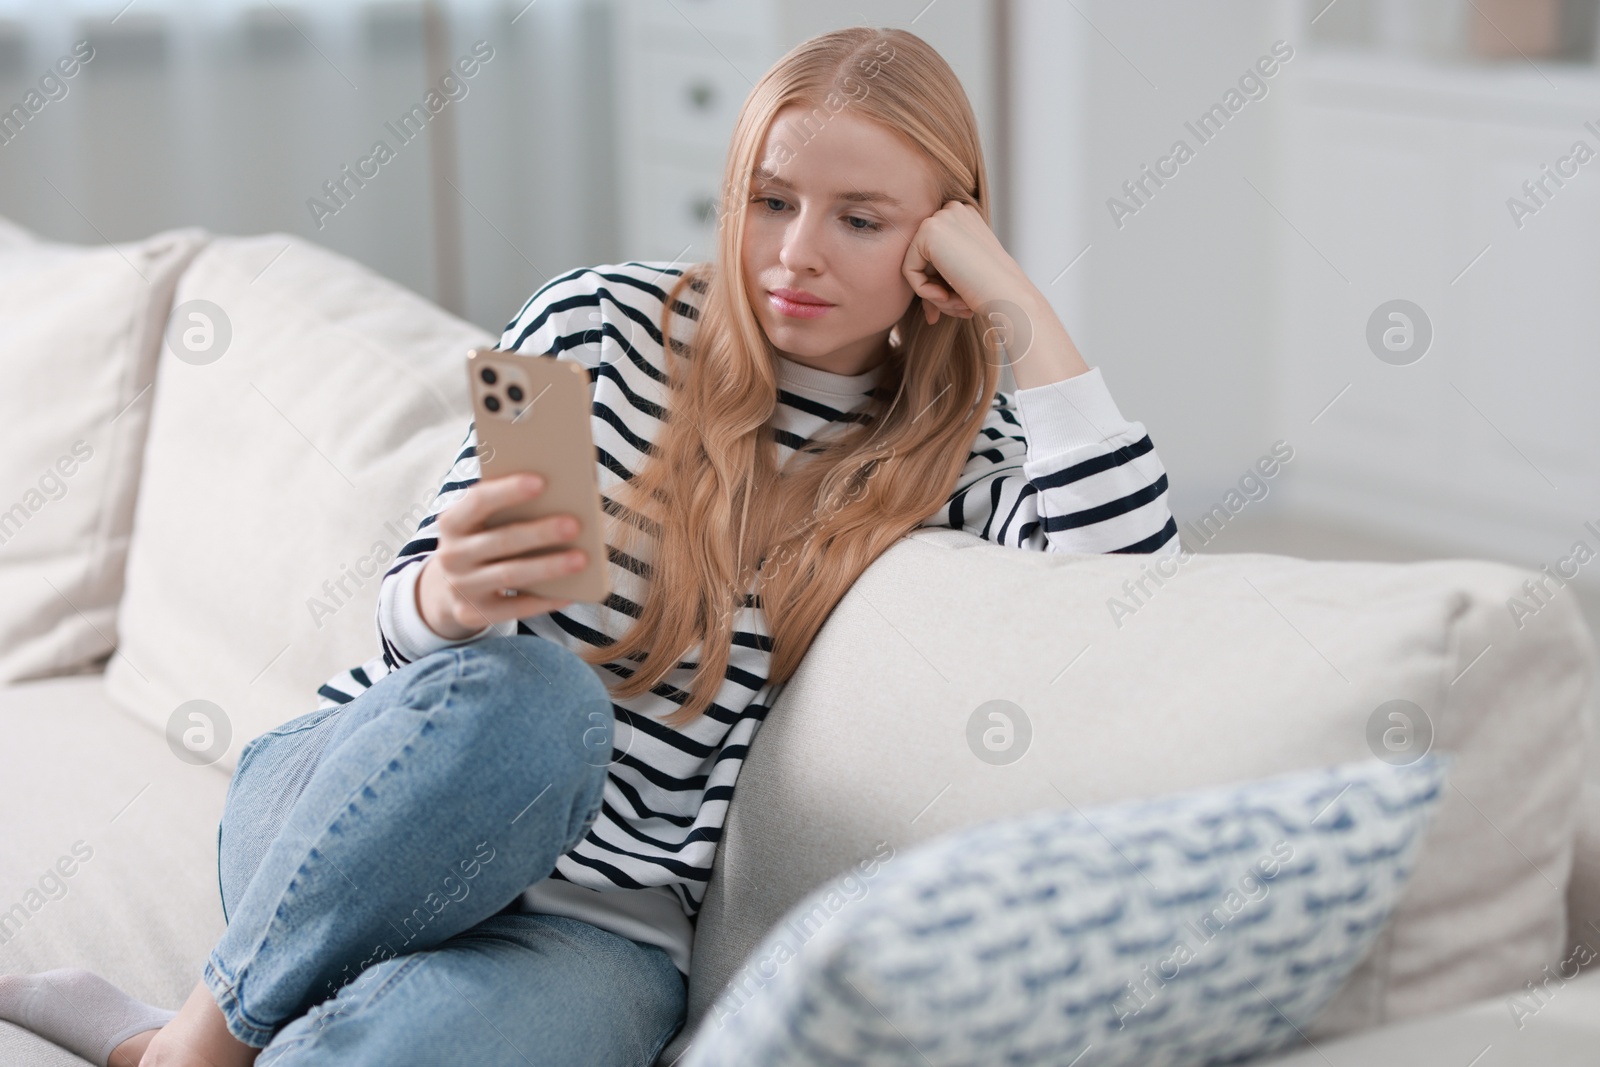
left=471, top=631, right=608, bottom=701
left=448, top=634, right=610, bottom=796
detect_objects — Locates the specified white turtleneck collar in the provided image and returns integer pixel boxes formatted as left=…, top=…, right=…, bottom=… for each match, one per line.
left=774, top=352, right=885, bottom=400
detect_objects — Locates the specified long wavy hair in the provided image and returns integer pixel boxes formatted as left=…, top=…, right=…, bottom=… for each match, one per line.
left=576, top=26, right=1003, bottom=726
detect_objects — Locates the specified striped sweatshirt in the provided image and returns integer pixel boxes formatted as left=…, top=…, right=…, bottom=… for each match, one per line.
left=314, top=261, right=1179, bottom=976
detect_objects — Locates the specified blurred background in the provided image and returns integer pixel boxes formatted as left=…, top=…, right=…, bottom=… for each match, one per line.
left=2, top=0, right=1597, bottom=632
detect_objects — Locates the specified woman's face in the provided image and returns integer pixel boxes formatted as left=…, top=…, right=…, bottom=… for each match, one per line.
left=740, top=101, right=944, bottom=378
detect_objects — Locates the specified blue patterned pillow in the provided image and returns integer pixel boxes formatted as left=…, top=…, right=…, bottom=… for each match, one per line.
left=682, top=755, right=1449, bottom=1067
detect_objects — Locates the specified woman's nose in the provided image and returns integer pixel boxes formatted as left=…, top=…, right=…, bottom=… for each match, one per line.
left=777, top=211, right=825, bottom=273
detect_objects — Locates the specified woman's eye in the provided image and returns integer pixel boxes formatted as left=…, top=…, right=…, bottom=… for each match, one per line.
left=753, top=195, right=880, bottom=232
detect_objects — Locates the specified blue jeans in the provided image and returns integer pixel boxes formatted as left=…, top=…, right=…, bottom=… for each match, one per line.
left=204, top=632, right=687, bottom=1065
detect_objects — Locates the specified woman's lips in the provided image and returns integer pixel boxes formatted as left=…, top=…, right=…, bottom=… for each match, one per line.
left=768, top=290, right=834, bottom=319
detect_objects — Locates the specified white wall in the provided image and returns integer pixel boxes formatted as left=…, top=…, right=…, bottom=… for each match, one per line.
left=1008, top=0, right=1090, bottom=400
left=1009, top=0, right=1291, bottom=523
left=1008, top=0, right=1600, bottom=611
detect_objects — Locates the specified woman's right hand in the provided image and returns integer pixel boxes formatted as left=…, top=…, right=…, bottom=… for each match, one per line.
left=415, top=472, right=590, bottom=640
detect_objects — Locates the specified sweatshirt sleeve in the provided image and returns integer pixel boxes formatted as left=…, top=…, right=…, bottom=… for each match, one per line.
left=375, top=422, right=519, bottom=669
left=917, top=366, right=1179, bottom=555
left=373, top=264, right=643, bottom=668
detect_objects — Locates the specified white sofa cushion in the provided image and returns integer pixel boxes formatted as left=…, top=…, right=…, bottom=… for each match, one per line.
left=1256, top=967, right=1600, bottom=1065
left=103, top=234, right=490, bottom=771
left=0, top=217, right=207, bottom=684
left=667, top=529, right=1597, bottom=1061
left=0, top=674, right=230, bottom=1067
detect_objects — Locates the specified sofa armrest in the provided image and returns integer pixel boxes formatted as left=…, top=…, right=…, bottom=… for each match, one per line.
left=666, top=533, right=1597, bottom=1064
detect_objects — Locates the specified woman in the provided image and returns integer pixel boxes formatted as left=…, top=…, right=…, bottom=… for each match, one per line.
left=0, top=24, right=1176, bottom=1067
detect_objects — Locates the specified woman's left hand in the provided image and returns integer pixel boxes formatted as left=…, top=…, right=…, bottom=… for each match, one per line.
left=901, top=200, right=1032, bottom=327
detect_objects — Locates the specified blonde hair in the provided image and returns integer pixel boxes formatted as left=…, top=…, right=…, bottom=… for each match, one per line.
left=578, top=26, right=1002, bottom=726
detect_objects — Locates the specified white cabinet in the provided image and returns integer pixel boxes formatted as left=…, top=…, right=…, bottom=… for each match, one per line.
left=611, top=0, right=783, bottom=265
left=1276, top=52, right=1600, bottom=567
left=609, top=0, right=999, bottom=268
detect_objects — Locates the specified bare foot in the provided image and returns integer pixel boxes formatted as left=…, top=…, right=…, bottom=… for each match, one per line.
left=137, top=982, right=258, bottom=1067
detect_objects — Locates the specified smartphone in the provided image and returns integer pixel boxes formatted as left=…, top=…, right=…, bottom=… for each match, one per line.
left=466, top=347, right=611, bottom=603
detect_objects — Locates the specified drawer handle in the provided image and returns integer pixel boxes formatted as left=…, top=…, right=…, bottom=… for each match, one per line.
left=685, top=80, right=717, bottom=111
left=690, top=195, right=718, bottom=226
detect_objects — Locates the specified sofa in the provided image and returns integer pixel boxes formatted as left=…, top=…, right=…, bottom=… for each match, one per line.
left=1, top=216, right=1597, bottom=1066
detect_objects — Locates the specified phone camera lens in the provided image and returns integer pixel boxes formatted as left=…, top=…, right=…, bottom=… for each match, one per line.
left=480, top=367, right=498, bottom=385
left=507, top=384, right=524, bottom=402
left=484, top=395, right=501, bottom=412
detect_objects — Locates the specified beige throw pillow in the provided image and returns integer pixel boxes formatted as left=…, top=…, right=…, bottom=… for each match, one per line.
left=104, top=234, right=490, bottom=770
left=0, top=217, right=207, bottom=683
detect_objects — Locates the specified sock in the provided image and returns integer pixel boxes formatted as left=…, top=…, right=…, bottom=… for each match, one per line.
left=0, top=968, right=176, bottom=1067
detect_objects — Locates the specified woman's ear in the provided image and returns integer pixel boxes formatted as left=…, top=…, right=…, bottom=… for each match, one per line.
left=893, top=291, right=920, bottom=327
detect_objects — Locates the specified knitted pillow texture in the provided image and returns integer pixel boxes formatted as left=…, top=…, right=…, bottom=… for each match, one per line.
left=683, top=754, right=1450, bottom=1067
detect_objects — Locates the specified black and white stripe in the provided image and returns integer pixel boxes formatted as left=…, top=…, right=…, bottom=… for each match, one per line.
left=922, top=387, right=1178, bottom=554
left=315, top=260, right=1177, bottom=930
